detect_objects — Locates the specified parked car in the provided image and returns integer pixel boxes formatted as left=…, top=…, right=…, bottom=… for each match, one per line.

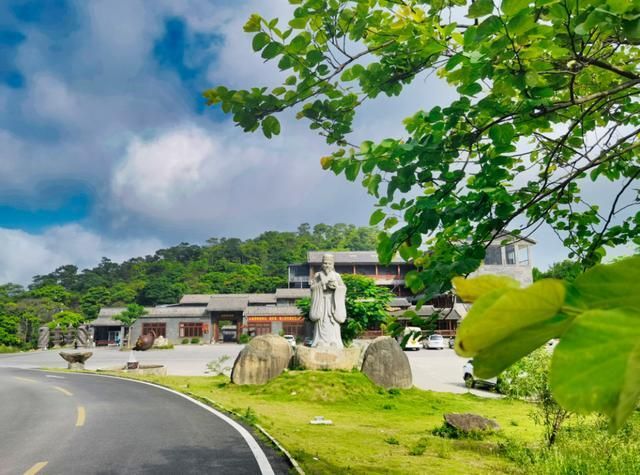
left=303, top=336, right=313, bottom=347
left=283, top=334, right=296, bottom=347
left=424, top=334, right=445, bottom=350
left=401, top=326, right=423, bottom=351
left=463, top=359, right=498, bottom=389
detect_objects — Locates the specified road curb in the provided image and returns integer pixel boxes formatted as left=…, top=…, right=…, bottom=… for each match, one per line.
left=185, top=393, right=305, bottom=475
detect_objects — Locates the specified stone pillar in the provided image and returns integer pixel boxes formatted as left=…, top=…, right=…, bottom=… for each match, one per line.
left=77, top=325, right=90, bottom=348
left=52, top=328, right=63, bottom=348
left=38, top=326, right=50, bottom=350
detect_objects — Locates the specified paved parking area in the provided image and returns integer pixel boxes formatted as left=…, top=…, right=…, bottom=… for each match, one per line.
left=0, top=343, right=499, bottom=397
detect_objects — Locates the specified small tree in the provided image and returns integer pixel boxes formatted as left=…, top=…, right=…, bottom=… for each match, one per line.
left=498, top=348, right=570, bottom=447
left=113, top=304, right=147, bottom=347
left=48, top=311, right=85, bottom=329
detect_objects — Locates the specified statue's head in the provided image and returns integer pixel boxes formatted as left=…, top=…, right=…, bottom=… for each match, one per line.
left=321, top=254, right=335, bottom=274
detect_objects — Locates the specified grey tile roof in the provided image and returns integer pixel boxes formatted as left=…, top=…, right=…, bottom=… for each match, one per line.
left=390, top=305, right=463, bottom=320
left=248, top=294, right=277, bottom=304
left=180, top=294, right=212, bottom=304
left=389, top=298, right=411, bottom=308
left=98, top=307, right=127, bottom=317
left=275, top=288, right=311, bottom=299
left=307, top=251, right=406, bottom=264
left=145, top=306, right=207, bottom=317
left=206, top=295, right=252, bottom=312
left=90, top=316, right=124, bottom=327
left=244, top=306, right=303, bottom=317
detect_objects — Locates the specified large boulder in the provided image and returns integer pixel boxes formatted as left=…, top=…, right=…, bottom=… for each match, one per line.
left=231, top=334, right=293, bottom=385
left=443, top=413, right=500, bottom=433
left=294, top=345, right=362, bottom=371
left=361, top=336, right=412, bottom=389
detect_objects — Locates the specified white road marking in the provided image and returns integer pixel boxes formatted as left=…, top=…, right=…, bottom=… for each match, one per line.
left=53, top=386, right=73, bottom=396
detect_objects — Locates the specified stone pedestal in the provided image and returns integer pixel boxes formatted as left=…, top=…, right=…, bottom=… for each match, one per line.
left=294, top=345, right=362, bottom=371
left=59, top=351, right=93, bottom=370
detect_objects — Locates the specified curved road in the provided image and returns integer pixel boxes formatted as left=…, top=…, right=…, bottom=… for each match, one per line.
left=0, top=368, right=287, bottom=475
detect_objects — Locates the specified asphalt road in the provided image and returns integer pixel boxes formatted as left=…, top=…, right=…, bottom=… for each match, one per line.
left=0, top=368, right=288, bottom=475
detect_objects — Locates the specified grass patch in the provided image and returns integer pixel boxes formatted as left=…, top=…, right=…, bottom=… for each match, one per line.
left=0, top=345, right=20, bottom=353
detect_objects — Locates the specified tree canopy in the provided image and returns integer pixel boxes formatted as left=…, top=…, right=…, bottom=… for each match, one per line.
left=205, top=0, right=640, bottom=299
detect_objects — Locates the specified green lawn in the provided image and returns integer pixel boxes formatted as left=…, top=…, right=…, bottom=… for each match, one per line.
left=125, top=370, right=545, bottom=474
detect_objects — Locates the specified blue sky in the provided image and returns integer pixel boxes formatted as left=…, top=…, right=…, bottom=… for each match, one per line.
left=0, top=0, right=588, bottom=285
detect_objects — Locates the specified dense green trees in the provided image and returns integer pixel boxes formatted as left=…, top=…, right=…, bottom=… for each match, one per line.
left=0, top=223, right=378, bottom=349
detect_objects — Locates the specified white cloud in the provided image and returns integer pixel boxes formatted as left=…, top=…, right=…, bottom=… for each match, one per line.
left=0, top=225, right=163, bottom=286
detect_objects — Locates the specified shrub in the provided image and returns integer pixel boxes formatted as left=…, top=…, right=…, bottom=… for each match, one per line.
left=498, top=348, right=570, bottom=446
left=181, top=338, right=189, bottom=344
left=384, top=437, right=399, bottom=445
left=408, top=438, right=428, bottom=456
left=432, top=422, right=488, bottom=440
left=154, top=343, right=174, bottom=350
left=0, top=345, right=19, bottom=354
left=190, top=338, right=200, bottom=344
left=206, top=355, right=232, bottom=376
left=238, top=333, right=251, bottom=344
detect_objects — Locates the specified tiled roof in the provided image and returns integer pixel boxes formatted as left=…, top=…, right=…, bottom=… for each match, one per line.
left=244, top=306, right=303, bottom=317
left=275, top=288, right=311, bottom=299
left=307, top=251, right=406, bottom=264
left=206, top=295, right=252, bottom=312
left=179, top=294, right=212, bottom=305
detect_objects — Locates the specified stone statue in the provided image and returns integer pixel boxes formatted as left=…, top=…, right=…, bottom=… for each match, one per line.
left=52, top=327, right=63, bottom=348
left=309, top=254, right=347, bottom=348
left=38, top=326, right=50, bottom=350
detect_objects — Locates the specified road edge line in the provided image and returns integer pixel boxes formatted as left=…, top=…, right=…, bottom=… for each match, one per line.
left=38, top=371, right=275, bottom=475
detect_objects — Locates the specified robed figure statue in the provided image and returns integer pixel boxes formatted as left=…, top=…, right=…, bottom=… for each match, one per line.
left=309, top=254, right=347, bottom=348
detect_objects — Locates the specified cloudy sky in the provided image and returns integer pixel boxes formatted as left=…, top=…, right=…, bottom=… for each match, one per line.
left=0, top=0, right=588, bottom=285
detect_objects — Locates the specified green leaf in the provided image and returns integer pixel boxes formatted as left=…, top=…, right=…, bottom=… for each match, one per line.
left=473, top=313, right=573, bottom=378
left=452, top=274, right=520, bottom=302
left=502, top=0, right=530, bottom=16
left=243, top=14, right=262, bottom=33
left=550, top=308, right=640, bottom=431
left=573, top=256, right=640, bottom=309
left=488, top=123, right=515, bottom=147
left=252, top=32, right=270, bottom=51
left=261, top=116, right=281, bottom=138
left=289, top=32, right=310, bottom=53
left=455, top=279, right=565, bottom=357
left=345, top=160, right=361, bottom=181
left=369, top=209, right=386, bottom=226
left=261, top=42, right=282, bottom=59
left=468, top=0, right=494, bottom=18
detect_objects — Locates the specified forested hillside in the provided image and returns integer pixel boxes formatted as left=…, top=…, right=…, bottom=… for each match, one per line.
left=0, top=223, right=378, bottom=350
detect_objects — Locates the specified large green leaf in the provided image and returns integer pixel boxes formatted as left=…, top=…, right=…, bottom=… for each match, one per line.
left=452, top=274, right=520, bottom=302
left=473, top=313, right=573, bottom=378
left=550, top=308, right=640, bottom=431
left=573, top=256, right=640, bottom=309
left=455, top=279, right=565, bottom=356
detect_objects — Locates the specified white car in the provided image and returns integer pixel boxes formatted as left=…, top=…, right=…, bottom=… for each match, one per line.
left=463, top=360, right=497, bottom=388
left=424, top=334, right=445, bottom=350
left=283, top=334, right=296, bottom=347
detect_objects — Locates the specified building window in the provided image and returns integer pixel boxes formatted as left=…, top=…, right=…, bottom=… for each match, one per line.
left=517, top=245, right=530, bottom=265
left=335, top=265, right=353, bottom=274
left=356, top=265, right=376, bottom=275
left=142, top=322, right=166, bottom=338
left=484, top=246, right=502, bottom=265
left=179, top=322, right=203, bottom=338
left=283, top=322, right=304, bottom=337
left=378, top=265, right=397, bottom=276
left=505, top=244, right=517, bottom=265
left=248, top=323, right=271, bottom=336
